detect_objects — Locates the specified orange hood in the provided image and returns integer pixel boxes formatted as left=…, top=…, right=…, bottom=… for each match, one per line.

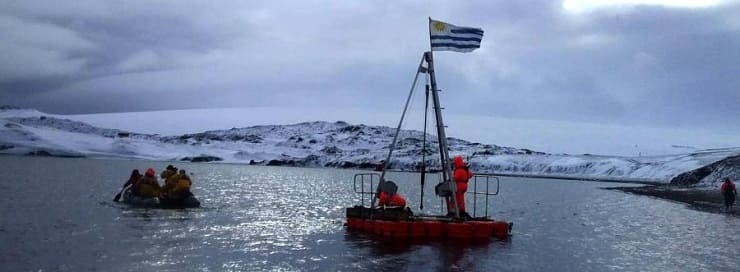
left=453, top=156, right=465, bottom=168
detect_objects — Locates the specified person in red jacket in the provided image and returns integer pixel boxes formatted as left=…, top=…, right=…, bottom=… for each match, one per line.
left=378, top=191, right=407, bottom=207
left=448, top=155, right=473, bottom=219
left=721, top=177, right=737, bottom=211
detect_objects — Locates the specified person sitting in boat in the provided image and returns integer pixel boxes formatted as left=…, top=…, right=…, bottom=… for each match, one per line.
left=171, top=169, right=193, bottom=198
left=122, top=169, right=142, bottom=189
left=721, top=177, right=737, bottom=211
left=448, top=155, right=473, bottom=219
left=161, top=169, right=193, bottom=199
left=161, top=167, right=181, bottom=192
left=160, top=165, right=177, bottom=180
left=377, top=191, right=407, bottom=208
left=132, top=168, right=161, bottom=198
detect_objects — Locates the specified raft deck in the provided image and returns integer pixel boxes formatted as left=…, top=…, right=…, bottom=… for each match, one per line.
left=346, top=206, right=511, bottom=240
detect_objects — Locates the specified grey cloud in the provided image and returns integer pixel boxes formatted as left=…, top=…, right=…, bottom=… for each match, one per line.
left=1, top=0, right=739, bottom=135
left=0, top=15, right=95, bottom=80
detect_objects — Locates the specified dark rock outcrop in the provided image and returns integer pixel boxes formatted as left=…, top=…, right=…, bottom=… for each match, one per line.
left=266, top=160, right=287, bottom=166
left=181, top=155, right=223, bottom=162
left=357, top=162, right=381, bottom=169
left=27, top=150, right=52, bottom=156
left=337, top=161, right=357, bottom=168
left=339, top=125, right=363, bottom=133
left=322, top=146, right=342, bottom=154
left=670, top=155, right=740, bottom=186
left=229, top=134, right=262, bottom=143
left=670, top=167, right=714, bottom=186
left=266, top=159, right=303, bottom=167
left=26, top=150, right=85, bottom=158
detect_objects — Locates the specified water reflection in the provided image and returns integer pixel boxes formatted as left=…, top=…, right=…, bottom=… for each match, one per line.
left=343, top=230, right=503, bottom=271
left=0, top=156, right=739, bottom=271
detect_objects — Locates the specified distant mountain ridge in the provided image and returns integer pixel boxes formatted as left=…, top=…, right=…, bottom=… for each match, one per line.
left=1, top=108, right=738, bottom=186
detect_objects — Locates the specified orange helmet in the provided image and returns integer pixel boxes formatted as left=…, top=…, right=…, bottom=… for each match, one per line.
left=145, top=168, right=155, bottom=177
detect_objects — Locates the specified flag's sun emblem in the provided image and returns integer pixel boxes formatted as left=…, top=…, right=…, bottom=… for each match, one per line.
left=433, top=22, right=445, bottom=31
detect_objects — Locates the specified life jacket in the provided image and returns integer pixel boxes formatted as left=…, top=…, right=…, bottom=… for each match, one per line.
left=135, top=176, right=160, bottom=198
left=160, top=169, right=174, bottom=180
left=160, top=173, right=180, bottom=193
left=173, top=176, right=192, bottom=193
left=378, top=191, right=406, bottom=207
left=166, top=173, right=180, bottom=186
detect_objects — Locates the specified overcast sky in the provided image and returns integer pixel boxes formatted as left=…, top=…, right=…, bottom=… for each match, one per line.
left=1, top=1, right=739, bottom=154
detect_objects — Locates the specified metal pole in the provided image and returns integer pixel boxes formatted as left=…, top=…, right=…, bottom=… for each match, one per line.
left=420, top=84, right=430, bottom=210
left=473, top=176, right=477, bottom=217
left=371, top=54, right=426, bottom=208
left=424, top=50, right=459, bottom=219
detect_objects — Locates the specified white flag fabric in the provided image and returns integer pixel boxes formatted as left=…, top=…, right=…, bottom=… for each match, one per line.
left=429, top=19, right=484, bottom=53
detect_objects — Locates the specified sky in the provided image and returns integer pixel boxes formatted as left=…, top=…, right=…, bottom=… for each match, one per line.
left=1, top=0, right=739, bottom=156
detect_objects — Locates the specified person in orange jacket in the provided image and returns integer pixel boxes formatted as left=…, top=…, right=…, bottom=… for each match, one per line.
left=377, top=191, right=407, bottom=207
left=448, top=155, right=473, bottom=218
left=721, top=177, right=737, bottom=211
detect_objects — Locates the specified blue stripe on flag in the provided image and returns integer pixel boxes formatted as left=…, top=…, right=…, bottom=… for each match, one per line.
left=430, top=35, right=482, bottom=42
left=430, top=43, right=481, bottom=49
left=451, top=28, right=484, bottom=35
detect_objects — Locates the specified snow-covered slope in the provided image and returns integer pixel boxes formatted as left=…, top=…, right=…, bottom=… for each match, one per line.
left=1, top=108, right=738, bottom=185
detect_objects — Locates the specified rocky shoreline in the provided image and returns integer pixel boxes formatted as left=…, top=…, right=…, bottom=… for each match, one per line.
left=608, top=185, right=739, bottom=216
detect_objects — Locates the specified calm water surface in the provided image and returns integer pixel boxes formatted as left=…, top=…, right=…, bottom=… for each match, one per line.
left=1, top=156, right=738, bottom=271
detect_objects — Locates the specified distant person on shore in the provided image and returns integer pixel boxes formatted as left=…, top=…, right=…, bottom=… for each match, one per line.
left=132, top=168, right=161, bottom=198
left=720, top=178, right=737, bottom=211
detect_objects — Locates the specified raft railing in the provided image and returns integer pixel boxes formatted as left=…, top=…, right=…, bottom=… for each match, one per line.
left=353, top=173, right=381, bottom=207
left=354, top=172, right=500, bottom=218
left=469, top=174, right=500, bottom=218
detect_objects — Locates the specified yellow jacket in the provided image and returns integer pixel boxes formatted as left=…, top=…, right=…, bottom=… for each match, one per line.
left=160, top=169, right=175, bottom=180
left=134, top=176, right=160, bottom=198
left=173, top=175, right=192, bottom=193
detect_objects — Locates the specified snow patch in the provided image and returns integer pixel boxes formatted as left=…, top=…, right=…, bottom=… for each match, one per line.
left=2, top=108, right=739, bottom=184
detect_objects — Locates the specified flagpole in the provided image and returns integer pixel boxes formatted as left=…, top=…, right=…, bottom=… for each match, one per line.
left=427, top=17, right=460, bottom=219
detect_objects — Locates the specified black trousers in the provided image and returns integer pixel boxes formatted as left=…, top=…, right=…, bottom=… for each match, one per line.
left=724, top=194, right=735, bottom=207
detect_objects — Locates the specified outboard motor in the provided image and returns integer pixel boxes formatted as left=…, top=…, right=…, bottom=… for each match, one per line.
left=434, top=181, right=453, bottom=197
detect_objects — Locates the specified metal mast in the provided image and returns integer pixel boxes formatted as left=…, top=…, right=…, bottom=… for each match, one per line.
left=427, top=17, right=460, bottom=219
left=424, top=51, right=460, bottom=218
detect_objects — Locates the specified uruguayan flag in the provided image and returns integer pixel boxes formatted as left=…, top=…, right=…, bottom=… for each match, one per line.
left=429, top=19, right=484, bottom=53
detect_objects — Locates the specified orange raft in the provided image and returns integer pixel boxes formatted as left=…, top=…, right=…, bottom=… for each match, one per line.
left=346, top=206, right=512, bottom=240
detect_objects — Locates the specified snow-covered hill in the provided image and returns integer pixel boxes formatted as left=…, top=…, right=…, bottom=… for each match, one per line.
left=1, top=108, right=738, bottom=186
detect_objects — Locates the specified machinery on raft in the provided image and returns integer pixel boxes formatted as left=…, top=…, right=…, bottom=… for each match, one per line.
left=345, top=19, right=512, bottom=241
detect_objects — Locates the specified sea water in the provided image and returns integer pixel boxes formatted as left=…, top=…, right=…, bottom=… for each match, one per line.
left=0, top=156, right=738, bottom=271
